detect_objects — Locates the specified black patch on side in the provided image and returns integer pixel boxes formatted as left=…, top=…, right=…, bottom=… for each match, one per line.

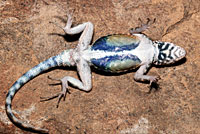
left=6, top=89, right=13, bottom=98
left=168, top=46, right=174, bottom=59
left=5, top=102, right=11, bottom=108
left=158, top=43, right=170, bottom=61
left=6, top=81, right=22, bottom=98
left=27, top=72, right=34, bottom=80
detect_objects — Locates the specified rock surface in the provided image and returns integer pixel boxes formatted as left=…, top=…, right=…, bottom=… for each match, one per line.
left=0, top=0, right=199, bottom=134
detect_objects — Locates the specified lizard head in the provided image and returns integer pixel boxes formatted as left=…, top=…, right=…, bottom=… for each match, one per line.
left=153, top=41, right=186, bottom=65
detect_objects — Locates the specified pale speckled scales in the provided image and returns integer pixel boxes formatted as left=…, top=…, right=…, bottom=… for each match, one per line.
left=5, top=14, right=186, bottom=133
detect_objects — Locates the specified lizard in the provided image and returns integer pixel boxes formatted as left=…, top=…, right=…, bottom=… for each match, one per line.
left=5, top=14, right=186, bottom=133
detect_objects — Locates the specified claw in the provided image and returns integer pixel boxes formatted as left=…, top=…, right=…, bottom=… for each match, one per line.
left=47, top=75, right=61, bottom=81
left=66, top=9, right=75, bottom=18
left=140, top=18, right=156, bottom=26
left=148, top=76, right=160, bottom=93
left=40, top=93, right=60, bottom=102
left=56, top=90, right=67, bottom=108
left=49, top=21, right=63, bottom=29
left=129, top=18, right=156, bottom=34
left=63, top=11, right=75, bottom=33
left=55, top=79, right=71, bottom=107
left=49, top=10, right=75, bottom=33
left=40, top=76, right=71, bottom=108
left=149, top=75, right=160, bottom=85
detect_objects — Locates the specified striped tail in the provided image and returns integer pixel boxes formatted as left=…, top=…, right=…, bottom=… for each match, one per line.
left=5, top=50, right=72, bottom=133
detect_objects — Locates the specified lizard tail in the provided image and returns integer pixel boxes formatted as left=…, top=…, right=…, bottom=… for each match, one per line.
left=5, top=50, right=72, bottom=133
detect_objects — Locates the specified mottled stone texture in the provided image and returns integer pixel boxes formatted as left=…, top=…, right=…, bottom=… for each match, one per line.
left=0, top=0, right=199, bottom=134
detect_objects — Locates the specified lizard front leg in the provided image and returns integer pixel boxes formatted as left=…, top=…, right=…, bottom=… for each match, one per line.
left=134, top=63, right=160, bottom=90
left=129, top=18, right=156, bottom=34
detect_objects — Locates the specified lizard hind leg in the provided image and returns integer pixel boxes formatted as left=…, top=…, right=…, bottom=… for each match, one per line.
left=41, top=13, right=93, bottom=107
left=40, top=59, right=92, bottom=108
left=40, top=76, right=71, bottom=108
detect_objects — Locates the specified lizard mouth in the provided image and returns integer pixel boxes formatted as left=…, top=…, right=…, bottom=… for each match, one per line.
left=174, top=47, right=186, bottom=61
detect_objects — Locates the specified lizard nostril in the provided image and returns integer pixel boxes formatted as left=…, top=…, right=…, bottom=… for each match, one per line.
left=180, top=48, right=186, bottom=57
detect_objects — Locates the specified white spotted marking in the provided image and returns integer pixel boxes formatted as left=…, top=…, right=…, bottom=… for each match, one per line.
left=20, top=76, right=29, bottom=83
left=14, top=83, right=20, bottom=89
left=9, top=90, right=15, bottom=97
left=30, top=67, right=40, bottom=76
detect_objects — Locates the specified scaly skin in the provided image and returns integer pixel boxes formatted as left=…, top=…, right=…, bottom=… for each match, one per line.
left=5, top=14, right=186, bottom=133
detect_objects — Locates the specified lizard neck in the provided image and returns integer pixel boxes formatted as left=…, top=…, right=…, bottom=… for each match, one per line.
left=152, top=41, right=160, bottom=65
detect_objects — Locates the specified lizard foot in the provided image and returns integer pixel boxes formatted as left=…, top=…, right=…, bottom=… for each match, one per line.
left=129, top=18, right=156, bottom=34
left=148, top=76, right=160, bottom=93
left=49, top=10, right=74, bottom=32
left=40, top=76, right=71, bottom=108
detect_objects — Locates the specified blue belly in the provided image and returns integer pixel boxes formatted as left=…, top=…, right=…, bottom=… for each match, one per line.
left=91, top=34, right=142, bottom=72
left=91, top=34, right=140, bottom=52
